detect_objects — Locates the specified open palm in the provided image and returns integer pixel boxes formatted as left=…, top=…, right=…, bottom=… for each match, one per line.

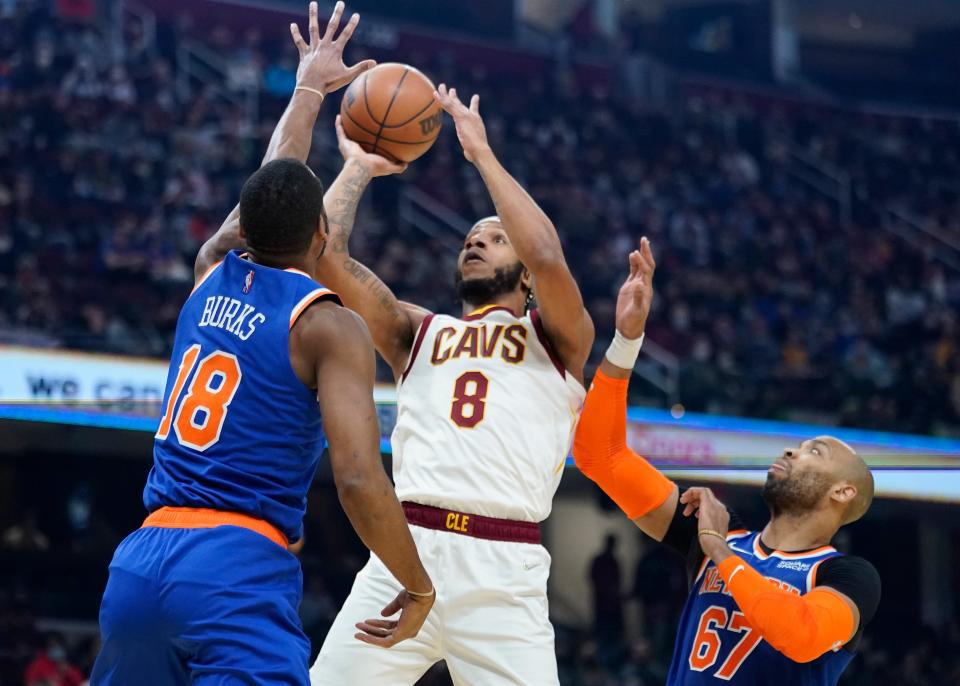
left=290, top=1, right=375, bottom=95
left=615, top=237, right=656, bottom=339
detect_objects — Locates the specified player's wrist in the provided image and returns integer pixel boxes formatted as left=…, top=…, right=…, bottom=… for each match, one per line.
left=342, top=156, right=377, bottom=182
left=605, top=330, right=644, bottom=370
left=405, top=584, right=435, bottom=600
left=293, top=82, right=326, bottom=104
left=698, top=531, right=733, bottom=562
left=469, top=145, right=496, bottom=166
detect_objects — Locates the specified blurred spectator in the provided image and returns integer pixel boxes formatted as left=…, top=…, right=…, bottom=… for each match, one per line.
left=589, top=534, right=623, bottom=640
left=1, top=0, right=958, bottom=441
left=24, top=634, right=84, bottom=686
left=2, top=511, right=50, bottom=552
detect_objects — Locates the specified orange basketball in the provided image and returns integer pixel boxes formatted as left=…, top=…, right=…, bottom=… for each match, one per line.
left=339, top=63, right=443, bottom=164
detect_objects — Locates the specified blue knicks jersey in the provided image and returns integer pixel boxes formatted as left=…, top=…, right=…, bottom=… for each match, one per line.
left=144, top=250, right=340, bottom=542
left=667, top=531, right=851, bottom=686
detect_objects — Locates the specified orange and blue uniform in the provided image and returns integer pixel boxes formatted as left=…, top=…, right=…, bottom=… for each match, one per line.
left=92, top=250, right=340, bottom=686
left=665, top=529, right=874, bottom=685
left=574, top=369, right=881, bottom=686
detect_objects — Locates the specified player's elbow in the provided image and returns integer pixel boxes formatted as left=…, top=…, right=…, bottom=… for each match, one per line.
left=774, top=641, right=825, bottom=664
left=332, top=458, right=379, bottom=505
left=753, top=598, right=829, bottom=663
left=335, top=472, right=376, bottom=514
left=572, top=438, right=600, bottom=477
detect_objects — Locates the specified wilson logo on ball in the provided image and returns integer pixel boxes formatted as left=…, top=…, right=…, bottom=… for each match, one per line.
left=419, top=111, right=442, bottom=136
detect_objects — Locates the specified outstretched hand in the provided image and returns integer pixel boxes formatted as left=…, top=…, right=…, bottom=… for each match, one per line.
left=680, top=487, right=733, bottom=563
left=290, top=1, right=375, bottom=96
left=615, top=237, right=656, bottom=339
left=354, top=588, right=435, bottom=649
left=433, top=84, right=490, bottom=164
left=335, top=115, right=407, bottom=177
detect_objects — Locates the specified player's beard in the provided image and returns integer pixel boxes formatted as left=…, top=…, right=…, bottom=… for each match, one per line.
left=762, top=469, right=833, bottom=518
left=455, top=261, right=525, bottom=307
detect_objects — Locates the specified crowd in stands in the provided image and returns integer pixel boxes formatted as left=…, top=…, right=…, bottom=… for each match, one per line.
left=2, top=3, right=960, bottom=686
left=2, top=1, right=959, bottom=434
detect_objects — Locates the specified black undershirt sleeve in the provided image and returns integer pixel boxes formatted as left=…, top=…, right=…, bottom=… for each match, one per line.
left=659, top=489, right=746, bottom=586
left=813, top=555, right=882, bottom=650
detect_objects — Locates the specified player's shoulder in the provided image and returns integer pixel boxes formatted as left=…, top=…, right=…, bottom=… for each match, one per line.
left=293, top=299, right=367, bottom=342
left=815, top=553, right=882, bottom=631
left=815, top=553, right=881, bottom=586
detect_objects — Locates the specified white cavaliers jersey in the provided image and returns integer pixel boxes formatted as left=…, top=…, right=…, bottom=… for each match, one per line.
left=392, top=305, right=586, bottom=522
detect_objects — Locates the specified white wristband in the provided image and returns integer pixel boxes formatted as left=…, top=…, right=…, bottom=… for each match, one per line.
left=605, top=330, right=644, bottom=370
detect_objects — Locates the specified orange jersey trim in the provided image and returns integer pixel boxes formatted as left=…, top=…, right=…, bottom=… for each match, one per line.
left=191, top=260, right=223, bottom=295
left=752, top=535, right=836, bottom=560
left=284, top=267, right=311, bottom=278
left=142, top=506, right=287, bottom=547
left=289, top=288, right=339, bottom=330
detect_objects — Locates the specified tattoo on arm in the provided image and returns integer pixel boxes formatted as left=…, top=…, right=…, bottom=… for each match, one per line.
left=328, top=162, right=373, bottom=255
left=343, top=258, right=404, bottom=320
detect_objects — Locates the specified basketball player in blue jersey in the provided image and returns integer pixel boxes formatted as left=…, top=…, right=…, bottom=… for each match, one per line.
left=91, top=4, right=432, bottom=685
left=574, top=241, right=881, bottom=686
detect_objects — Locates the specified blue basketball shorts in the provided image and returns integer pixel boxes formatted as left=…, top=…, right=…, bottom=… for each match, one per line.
left=90, top=525, right=309, bottom=685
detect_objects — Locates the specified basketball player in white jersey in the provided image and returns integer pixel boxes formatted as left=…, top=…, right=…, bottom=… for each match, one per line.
left=309, top=86, right=594, bottom=684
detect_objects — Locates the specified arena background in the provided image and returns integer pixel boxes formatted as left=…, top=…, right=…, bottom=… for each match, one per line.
left=1, top=0, right=960, bottom=684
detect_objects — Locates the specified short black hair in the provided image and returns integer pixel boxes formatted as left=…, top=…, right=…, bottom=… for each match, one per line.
left=239, top=158, right=326, bottom=256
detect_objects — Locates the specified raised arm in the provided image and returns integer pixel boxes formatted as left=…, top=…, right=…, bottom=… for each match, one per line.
left=195, top=1, right=374, bottom=281
left=435, top=85, right=594, bottom=380
left=573, top=240, right=679, bottom=541
left=314, top=117, right=427, bottom=377
left=292, top=302, right=434, bottom=647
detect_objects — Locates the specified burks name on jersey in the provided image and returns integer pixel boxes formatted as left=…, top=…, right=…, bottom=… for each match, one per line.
left=198, top=295, right=266, bottom=341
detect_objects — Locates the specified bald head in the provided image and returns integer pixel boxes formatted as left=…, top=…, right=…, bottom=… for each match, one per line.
left=764, top=435, right=875, bottom=528
left=820, top=436, right=874, bottom=525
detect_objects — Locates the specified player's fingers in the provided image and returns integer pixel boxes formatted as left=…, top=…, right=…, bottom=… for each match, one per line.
left=380, top=594, right=404, bottom=617
left=641, top=236, right=656, bottom=271
left=336, top=11, right=359, bottom=44
left=308, top=1, right=321, bottom=43
left=354, top=624, right=390, bottom=638
left=321, top=1, right=342, bottom=42
left=470, top=94, right=480, bottom=114
left=354, top=631, right=396, bottom=647
left=342, top=59, right=376, bottom=83
left=355, top=620, right=396, bottom=636
left=290, top=23, right=308, bottom=56
left=704, top=490, right=725, bottom=513
left=628, top=250, right=641, bottom=279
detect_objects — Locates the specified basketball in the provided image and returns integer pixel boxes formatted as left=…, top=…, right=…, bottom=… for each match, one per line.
left=339, top=63, right=443, bottom=163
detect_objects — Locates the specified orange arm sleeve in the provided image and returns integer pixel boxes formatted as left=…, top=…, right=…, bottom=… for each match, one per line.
left=717, top=557, right=856, bottom=663
left=572, top=369, right=675, bottom=519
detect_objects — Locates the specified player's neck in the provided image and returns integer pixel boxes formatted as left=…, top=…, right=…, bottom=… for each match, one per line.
left=245, top=251, right=315, bottom=278
left=460, top=293, right=526, bottom=318
left=761, top=511, right=837, bottom=552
